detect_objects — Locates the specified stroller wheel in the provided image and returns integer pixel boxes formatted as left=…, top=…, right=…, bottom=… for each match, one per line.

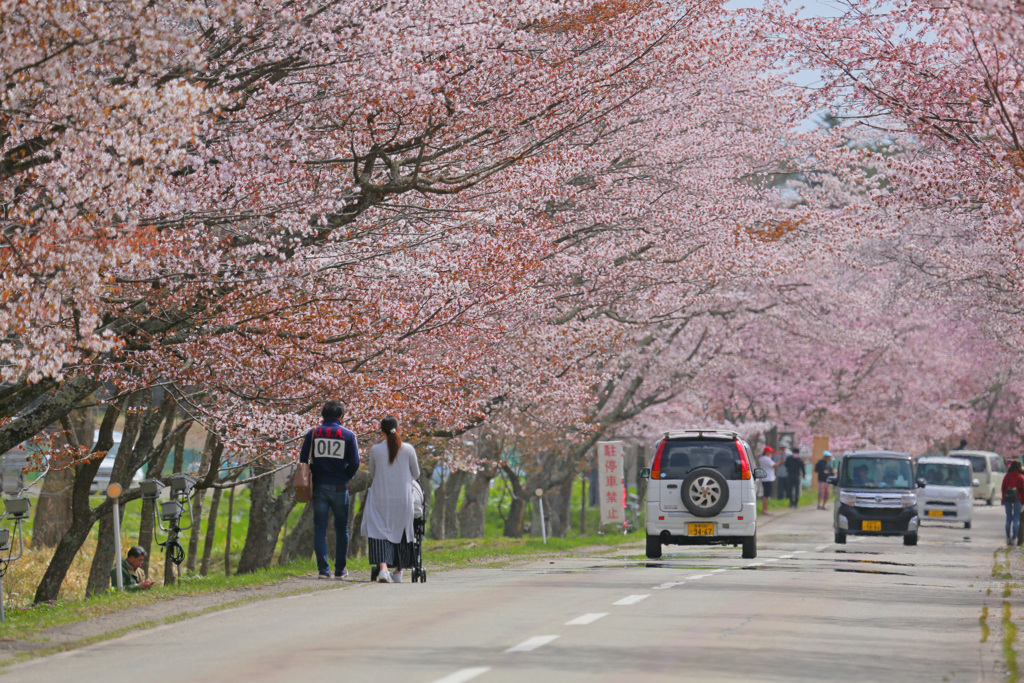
left=370, top=566, right=379, bottom=582
left=421, top=569, right=427, bottom=583
left=411, top=569, right=419, bottom=583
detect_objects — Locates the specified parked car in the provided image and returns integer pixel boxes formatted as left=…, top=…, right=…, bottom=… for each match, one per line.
left=90, top=430, right=143, bottom=494
left=829, top=450, right=921, bottom=546
left=642, top=429, right=765, bottom=560
left=951, top=450, right=1005, bottom=505
left=915, top=456, right=976, bottom=529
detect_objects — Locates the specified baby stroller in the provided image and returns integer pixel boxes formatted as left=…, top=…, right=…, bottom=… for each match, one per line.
left=369, top=480, right=428, bottom=583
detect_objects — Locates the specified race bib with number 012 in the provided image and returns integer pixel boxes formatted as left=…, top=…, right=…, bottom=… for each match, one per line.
left=313, top=438, right=346, bottom=459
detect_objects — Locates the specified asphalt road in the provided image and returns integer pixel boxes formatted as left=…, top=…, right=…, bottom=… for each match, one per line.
left=2, top=503, right=1010, bottom=682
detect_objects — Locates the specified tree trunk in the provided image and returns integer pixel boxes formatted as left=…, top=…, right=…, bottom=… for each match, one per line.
left=200, top=487, right=222, bottom=576
left=279, top=502, right=314, bottom=565
left=85, top=502, right=126, bottom=597
left=504, top=497, right=526, bottom=538
left=225, top=485, right=235, bottom=575
left=429, top=469, right=467, bottom=540
left=33, top=468, right=75, bottom=548
left=32, top=408, right=94, bottom=547
left=457, top=471, right=491, bottom=538
left=235, top=464, right=297, bottom=574
left=545, top=482, right=573, bottom=538
left=186, top=488, right=205, bottom=573
left=33, top=460, right=106, bottom=603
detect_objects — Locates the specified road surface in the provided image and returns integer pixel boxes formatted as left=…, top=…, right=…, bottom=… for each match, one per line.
left=1, top=503, right=1010, bottom=682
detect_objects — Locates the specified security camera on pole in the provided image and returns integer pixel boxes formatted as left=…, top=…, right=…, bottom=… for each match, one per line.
left=0, top=497, right=31, bottom=622
left=141, top=474, right=196, bottom=585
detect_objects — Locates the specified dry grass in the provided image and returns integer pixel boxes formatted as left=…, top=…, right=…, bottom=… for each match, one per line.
left=3, top=535, right=172, bottom=609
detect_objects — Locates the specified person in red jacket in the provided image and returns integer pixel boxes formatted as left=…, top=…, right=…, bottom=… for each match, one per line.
left=1001, top=460, right=1024, bottom=545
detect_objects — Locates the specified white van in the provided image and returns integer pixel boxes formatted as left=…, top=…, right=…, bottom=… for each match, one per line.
left=952, top=450, right=1006, bottom=505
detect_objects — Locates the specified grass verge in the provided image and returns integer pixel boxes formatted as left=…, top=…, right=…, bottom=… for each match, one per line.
left=1004, top=602, right=1019, bottom=683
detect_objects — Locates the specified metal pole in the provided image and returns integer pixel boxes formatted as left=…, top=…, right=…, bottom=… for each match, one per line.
left=538, top=497, right=546, bottom=544
left=1, top=572, right=6, bottom=623
left=112, top=498, right=123, bottom=590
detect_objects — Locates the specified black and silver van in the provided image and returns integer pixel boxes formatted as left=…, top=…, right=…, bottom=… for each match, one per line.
left=828, top=450, right=923, bottom=546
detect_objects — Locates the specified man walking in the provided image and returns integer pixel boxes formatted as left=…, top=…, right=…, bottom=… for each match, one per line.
left=299, top=400, right=361, bottom=579
left=815, top=450, right=835, bottom=510
left=785, top=447, right=806, bottom=508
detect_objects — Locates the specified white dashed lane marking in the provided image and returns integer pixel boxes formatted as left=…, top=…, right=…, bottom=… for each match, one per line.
left=685, top=574, right=712, bottom=580
left=779, top=554, right=794, bottom=559
left=506, top=635, right=560, bottom=653
left=711, top=568, right=728, bottom=573
left=614, top=594, right=650, bottom=605
left=747, top=562, right=764, bottom=567
left=765, top=558, right=779, bottom=563
left=565, top=613, right=609, bottom=626
left=814, top=544, right=830, bottom=551
left=432, top=668, right=491, bottom=683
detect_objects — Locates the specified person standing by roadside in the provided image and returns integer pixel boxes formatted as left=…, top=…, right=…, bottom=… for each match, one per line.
left=1001, top=460, right=1024, bottom=546
left=363, top=416, right=420, bottom=584
left=299, top=400, right=361, bottom=579
left=815, top=451, right=835, bottom=510
left=758, top=446, right=778, bottom=515
left=785, top=447, right=806, bottom=508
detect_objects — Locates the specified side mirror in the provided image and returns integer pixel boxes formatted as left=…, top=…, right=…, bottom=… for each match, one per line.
left=639, top=467, right=651, bottom=479
left=972, top=478, right=980, bottom=487
left=916, top=478, right=928, bottom=489
left=826, top=476, right=837, bottom=486
left=752, top=468, right=767, bottom=480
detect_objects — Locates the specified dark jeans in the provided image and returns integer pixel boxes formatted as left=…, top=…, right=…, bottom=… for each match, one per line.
left=787, top=476, right=801, bottom=507
left=313, top=484, right=350, bottom=575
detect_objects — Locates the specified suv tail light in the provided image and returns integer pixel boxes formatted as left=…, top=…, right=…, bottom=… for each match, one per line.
left=650, top=440, right=666, bottom=479
left=736, top=438, right=752, bottom=480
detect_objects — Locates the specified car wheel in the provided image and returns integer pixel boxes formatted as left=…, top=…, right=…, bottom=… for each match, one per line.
left=680, top=467, right=730, bottom=518
left=646, top=535, right=662, bottom=559
left=741, top=534, right=757, bottom=559
left=904, top=532, right=918, bottom=546
left=834, top=531, right=846, bottom=544
left=964, top=521, right=971, bottom=529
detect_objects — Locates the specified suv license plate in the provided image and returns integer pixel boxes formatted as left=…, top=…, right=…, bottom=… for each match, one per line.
left=862, top=520, right=882, bottom=531
left=688, top=523, right=714, bottom=536
left=928, top=510, right=944, bottom=517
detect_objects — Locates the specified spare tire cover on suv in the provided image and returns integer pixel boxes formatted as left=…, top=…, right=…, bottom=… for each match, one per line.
left=681, top=467, right=730, bottom=517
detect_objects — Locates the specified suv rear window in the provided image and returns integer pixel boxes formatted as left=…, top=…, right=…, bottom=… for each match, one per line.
left=840, top=456, right=913, bottom=489
left=660, top=439, right=742, bottom=480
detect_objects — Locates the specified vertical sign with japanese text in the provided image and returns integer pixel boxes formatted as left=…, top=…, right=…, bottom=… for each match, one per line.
left=596, top=441, right=626, bottom=529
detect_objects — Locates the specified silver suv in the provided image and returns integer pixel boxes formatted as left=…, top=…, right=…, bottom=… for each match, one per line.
left=642, top=429, right=765, bottom=559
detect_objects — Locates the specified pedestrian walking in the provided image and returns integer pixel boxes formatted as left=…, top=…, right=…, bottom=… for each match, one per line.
left=362, top=416, right=420, bottom=584
left=299, top=400, right=361, bottom=579
left=785, top=447, right=805, bottom=508
left=1002, top=460, right=1024, bottom=546
left=758, top=446, right=778, bottom=515
left=815, top=451, right=835, bottom=509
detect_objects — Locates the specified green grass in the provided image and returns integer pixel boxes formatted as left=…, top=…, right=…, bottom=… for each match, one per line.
left=1004, top=602, right=1019, bottom=683
left=0, top=558, right=323, bottom=639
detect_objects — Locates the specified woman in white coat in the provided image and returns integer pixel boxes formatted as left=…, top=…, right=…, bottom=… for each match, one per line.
left=362, top=416, right=420, bottom=583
